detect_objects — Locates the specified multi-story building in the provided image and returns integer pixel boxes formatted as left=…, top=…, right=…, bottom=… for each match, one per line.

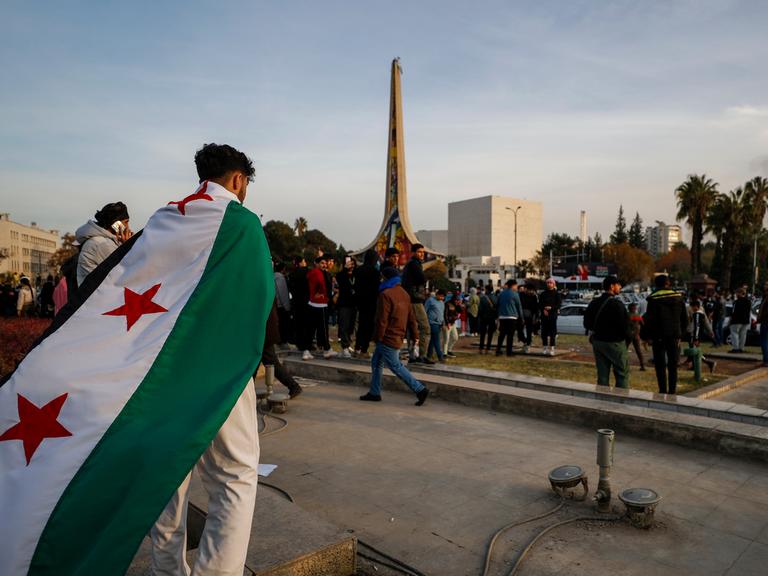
left=447, top=196, right=543, bottom=289
left=645, top=221, right=681, bottom=257
left=415, top=229, right=448, bottom=254
left=448, top=196, right=543, bottom=265
left=0, top=213, right=60, bottom=279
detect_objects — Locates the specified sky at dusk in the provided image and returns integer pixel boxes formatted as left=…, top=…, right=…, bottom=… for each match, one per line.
left=1, top=0, right=767, bottom=250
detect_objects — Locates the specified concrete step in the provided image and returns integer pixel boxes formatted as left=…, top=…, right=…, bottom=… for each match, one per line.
left=127, top=477, right=356, bottom=575
left=284, top=357, right=768, bottom=462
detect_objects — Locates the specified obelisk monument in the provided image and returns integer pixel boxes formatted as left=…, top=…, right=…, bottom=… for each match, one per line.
left=355, top=58, right=441, bottom=266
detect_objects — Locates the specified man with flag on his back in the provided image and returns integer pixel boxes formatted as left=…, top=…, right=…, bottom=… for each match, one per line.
left=0, top=143, right=274, bottom=576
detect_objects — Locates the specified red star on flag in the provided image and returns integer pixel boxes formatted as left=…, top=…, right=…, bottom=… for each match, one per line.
left=103, top=283, right=168, bottom=331
left=168, top=181, right=213, bottom=215
left=0, top=393, right=72, bottom=465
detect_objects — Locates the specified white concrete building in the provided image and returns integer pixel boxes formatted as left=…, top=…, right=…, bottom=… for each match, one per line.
left=645, top=222, right=681, bottom=257
left=446, top=196, right=543, bottom=290
left=448, top=196, right=543, bottom=265
left=0, top=213, right=60, bottom=279
left=415, top=229, right=448, bottom=254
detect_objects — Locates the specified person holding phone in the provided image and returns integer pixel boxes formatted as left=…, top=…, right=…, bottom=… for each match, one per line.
left=75, top=201, right=132, bottom=286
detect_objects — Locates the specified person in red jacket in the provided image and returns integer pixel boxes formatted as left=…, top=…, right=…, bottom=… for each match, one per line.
left=303, top=256, right=337, bottom=360
left=360, top=267, right=430, bottom=406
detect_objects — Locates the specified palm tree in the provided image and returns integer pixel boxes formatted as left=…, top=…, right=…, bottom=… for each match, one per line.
left=444, top=254, right=460, bottom=277
left=675, top=174, right=719, bottom=275
left=744, top=176, right=768, bottom=291
left=293, top=217, right=308, bottom=237
left=706, top=188, right=749, bottom=290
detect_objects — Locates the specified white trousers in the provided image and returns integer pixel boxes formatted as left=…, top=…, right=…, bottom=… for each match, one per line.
left=151, top=382, right=259, bottom=576
left=730, top=324, right=748, bottom=351
left=442, top=324, right=459, bottom=354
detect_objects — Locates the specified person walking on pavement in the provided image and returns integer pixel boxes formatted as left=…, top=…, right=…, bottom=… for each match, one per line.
left=584, top=275, right=631, bottom=388
left=642, top=274, right=688, bottom=394
left=360, top=267, right=430, bottom=405
left=401, top=243, right=432, bottom=364
left=257, top=299, right=303, bottom=397
left=495, top=279, right=523, bottom=356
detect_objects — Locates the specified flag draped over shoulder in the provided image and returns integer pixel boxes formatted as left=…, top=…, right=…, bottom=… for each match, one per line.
left=0, top=181, right=274, bottom=576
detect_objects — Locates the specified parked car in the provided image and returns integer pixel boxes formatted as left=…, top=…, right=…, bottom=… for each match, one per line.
left=557, top=303, right=589, bottom=335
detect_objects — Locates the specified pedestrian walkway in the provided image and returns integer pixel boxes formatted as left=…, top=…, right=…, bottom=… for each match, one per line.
left=260, top=382, right=768, bottom=576
left=719, top=378, right=768, bottom=411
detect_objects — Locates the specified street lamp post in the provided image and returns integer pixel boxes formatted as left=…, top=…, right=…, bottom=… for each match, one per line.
left=506, top=205, right=522, bottom=279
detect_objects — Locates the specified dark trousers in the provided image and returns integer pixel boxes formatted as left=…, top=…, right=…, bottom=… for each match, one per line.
left=478, top=318, right=496, bottom=351
left=337, top=306, right=357, bottom=349
left=259, top=344, right=300, bottom=393
left=356, top=305, right=376, bottom=353
left=630, top=335, right=645, bottom=368
left=541, top=315, right=557, bottom=346
left=294, top=304, right=311, bottom=351
left=652, top=338, right=680, bottom=394
left=496, top=318, right=517, bottom=355
left=277, top=307, right=292, bottom=344
left=518, top=316, right=534, bottom=346
left=309, top=306, right=330, bottom=351
left=468, top=314, right=478, bottom=335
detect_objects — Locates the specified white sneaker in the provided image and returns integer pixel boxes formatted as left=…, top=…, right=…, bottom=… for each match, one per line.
left=323, top=350, right=338, bottom=359
left=543, top=346, right=550, bottom=355
left=341, top=348, right=352, bottom=358
left=302, top=350, right=313, bottom=361
left=549, top=348, right=556, bottom=356
left=522, top=345, right=529, bottom=354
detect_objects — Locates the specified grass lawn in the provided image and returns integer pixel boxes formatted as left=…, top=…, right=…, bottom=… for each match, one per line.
left=442, top=333, right=725, bottom=395
left=445, top=350, right=719, bottom=395
left=328, top=329, right=740, bottom=395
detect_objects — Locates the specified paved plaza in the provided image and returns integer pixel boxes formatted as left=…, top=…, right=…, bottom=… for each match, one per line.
left=260, top=380, right=768, bottom=576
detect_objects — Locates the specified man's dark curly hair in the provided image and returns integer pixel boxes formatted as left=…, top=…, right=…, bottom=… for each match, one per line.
left=194, top=143, right=255, bottom=183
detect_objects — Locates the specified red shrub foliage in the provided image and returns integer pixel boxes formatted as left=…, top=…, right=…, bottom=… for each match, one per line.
left=0, top=317, right=53, bottom=379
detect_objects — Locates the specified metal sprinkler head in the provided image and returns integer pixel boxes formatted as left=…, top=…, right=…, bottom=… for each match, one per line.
left=548, top=465, right=589, bottom=501
left=619, top=488, right=661, bottom=528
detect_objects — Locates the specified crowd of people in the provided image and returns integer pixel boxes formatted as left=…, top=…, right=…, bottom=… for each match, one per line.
left=269, top=244, right=570, bottom=367
left=585, top=274, right=768, bottom=394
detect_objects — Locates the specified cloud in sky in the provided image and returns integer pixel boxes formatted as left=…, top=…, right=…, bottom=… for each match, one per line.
left=1, top=1, right=767, bottom=250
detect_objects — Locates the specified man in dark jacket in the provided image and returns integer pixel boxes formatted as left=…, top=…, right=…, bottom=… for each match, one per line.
left=477, top=284, right=497, bottom=353
left=518, top=284, right=539, bottom=354
left=539, top=278, right=561, bottom=355
left=335, top=256, right=357, bottom=357
left=584, top=275, right=630, bottom=388
left=288, top=256, right=310, bottom=350
left=354, top=250, right=380, bottom=358
left=643, top=274, right=688, bottom=394
left=360, top=267, right=430, bottom=405
left=729, top=287, right=752, bottom=353
left=400, top=243, right=432, bottom=363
